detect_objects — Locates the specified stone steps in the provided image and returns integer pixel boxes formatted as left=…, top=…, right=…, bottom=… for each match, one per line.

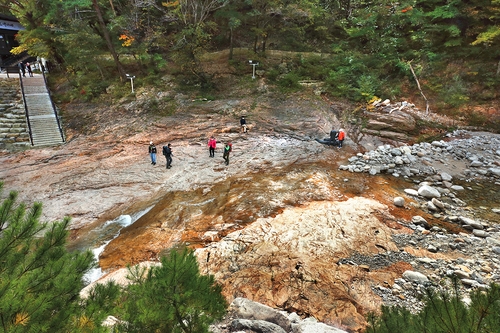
left=0, top=75, right=64, bottom=150
left=0, top=79, right=31, bottom=150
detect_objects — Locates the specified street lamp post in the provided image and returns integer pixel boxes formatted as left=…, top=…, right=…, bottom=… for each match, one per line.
left=126, top=74, right=136, bottom=93
left=249, top=60, right=258, bottom=79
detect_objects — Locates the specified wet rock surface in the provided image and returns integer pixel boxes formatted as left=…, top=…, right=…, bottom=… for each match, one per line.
left=1, top=91, right=499, bottom=332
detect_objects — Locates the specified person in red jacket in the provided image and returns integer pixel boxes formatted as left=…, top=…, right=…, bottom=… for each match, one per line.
left=208, top=136, right=216, bottom=157
left=338, top=129, right=346, bottom=148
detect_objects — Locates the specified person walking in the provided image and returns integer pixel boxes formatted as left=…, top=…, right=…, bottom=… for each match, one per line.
left=148, top=141, right=157, bottom=165
left=26, top=63, right=33, bottom=77
left=338, top=129, right=346, bottom=148
left=18, top=62, right=25, bottom=77
left=208, top=136, right=216, bottom=157
left=240, top=116, right=247, bottom=133
left=163, top=143, right=173, bottom=169
left=223, top=142, right=232, bottom=165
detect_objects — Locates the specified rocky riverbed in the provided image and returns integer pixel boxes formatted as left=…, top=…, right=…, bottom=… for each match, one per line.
left=1, top=90, right=499, bottom=332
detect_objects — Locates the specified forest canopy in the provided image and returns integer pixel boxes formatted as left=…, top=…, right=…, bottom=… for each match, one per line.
left=1, top=0, right=499, bottom=127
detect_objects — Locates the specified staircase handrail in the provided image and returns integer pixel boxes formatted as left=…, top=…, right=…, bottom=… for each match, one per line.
left=41, top=70, right=65, bottom=143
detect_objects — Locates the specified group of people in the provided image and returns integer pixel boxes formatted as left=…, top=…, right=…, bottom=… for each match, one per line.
left=18, top=62, right=34, bottom=77
left=147, top=116, right=248, bottom=169
left=148, top=139, right=233, bottom=169
left=330, top=128, right=346, bottom=148
left=209, top=137, right=233, bottom=165
left=147, top=117, right=346, bottom=169
left=148, top=142, right=173, bottom=169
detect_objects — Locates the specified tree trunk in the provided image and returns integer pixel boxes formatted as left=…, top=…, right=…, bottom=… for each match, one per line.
left=408, top=61, right=430, bottom=114
left=92, top=0, right=127, bottom=80
left=253, top=36, right=258, bottom=53
left=497, top=59, right=500, bottom=76
left=109, top=0, right=116, bottom=16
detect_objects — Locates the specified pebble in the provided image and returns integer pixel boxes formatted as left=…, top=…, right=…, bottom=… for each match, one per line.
left=394, top=197, right=405, bottom=207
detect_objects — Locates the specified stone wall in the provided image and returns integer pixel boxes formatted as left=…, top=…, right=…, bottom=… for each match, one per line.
left=0, top=78, right=30, bottom=151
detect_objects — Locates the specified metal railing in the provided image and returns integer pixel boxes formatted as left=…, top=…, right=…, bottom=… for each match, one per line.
left=41, top=70, right=65, bottom=143
left=12, top=66, right=34, bottom=146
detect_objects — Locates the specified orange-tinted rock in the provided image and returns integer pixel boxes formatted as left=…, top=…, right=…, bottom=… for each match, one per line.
left=195, top=198, right=400, bottom=332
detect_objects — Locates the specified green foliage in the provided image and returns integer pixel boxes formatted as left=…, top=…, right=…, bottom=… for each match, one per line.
left=114, top=247, right=227, bottom=333
left=5, top=0, right=500, bottom=122
left=277, top=72, right=302, bottom=92
left=440, top=75, right=470, bottom=108
left=266, top=68, right=281, bottom=82
left=325, top=53, right=387, bottom=102
left=0, top=181, right=109, bottom=332
left=354, top=74, right=380, bottom=102
left=294, top=54, right=332, bottom=80
left=367, top=281, right=500, bottom=333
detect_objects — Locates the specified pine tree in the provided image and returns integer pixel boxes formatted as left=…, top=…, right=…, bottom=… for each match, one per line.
left=115, top=247, right=227, bottom=333
left=0, top=181, right=106, bottom=332
left=367, top=279, right=500, bottom=333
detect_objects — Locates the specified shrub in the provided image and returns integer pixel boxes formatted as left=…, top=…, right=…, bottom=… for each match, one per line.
left=277, top=72, right=302, bottom=92
left=367, top=280, right=500, bottom=333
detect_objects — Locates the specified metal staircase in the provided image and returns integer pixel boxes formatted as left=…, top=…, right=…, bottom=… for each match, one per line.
left=20, top=73, right=65, bottom=147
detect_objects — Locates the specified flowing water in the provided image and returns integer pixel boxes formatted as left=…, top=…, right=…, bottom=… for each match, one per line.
left=68, top=162, right=499, bottom=279
left=69, top=207, right=153, bottom=283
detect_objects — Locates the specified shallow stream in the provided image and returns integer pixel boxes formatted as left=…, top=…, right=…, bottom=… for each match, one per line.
left=67, top=163, right=499, bottom=283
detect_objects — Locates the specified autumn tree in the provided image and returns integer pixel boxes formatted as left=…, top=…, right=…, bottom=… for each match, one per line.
left=0, top=0, right=66, bottom=63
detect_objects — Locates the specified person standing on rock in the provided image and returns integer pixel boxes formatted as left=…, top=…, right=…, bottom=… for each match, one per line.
left=240, top=116, right=247, bottom=133
left=338, top=129, right=346, bottom=148
left=208, top=136, right=216, bottom=158
left=223, top=142, right=232, bottom=165
left=163, top=143, right=173, bottom=169
left=148, top=141, right=157, bottom=165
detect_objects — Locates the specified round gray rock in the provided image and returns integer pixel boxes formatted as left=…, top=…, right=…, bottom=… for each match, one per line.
left=418, top=185, right=441, bottom=198
left=394, top=197, right=405, bottom=207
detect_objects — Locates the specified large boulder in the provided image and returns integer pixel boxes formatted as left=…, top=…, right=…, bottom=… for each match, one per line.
left=230, top=298, right=291, bottom=332
left=488, top=168, right=500, bottom=177
left=362, top=129, right=410, bottom=142
left=402, top=270, right=429, bottom=284
left=197, top=198, right=399, bottom=332
left=365, top=111, right=416, bottom=132
left=394, top=197, right=405, bottom=207
left=231, top=319, right=287, bottom=333
left=297, top=317, right=349, bottom=333
left=458, top=216, right=484, bottom=230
